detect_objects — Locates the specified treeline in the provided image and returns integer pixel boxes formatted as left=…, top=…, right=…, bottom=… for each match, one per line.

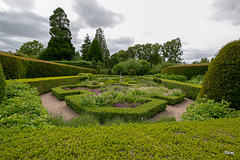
left=109, top=38, right=183, bottom=68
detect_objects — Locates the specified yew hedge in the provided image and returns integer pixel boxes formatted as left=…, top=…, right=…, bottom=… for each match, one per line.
left=0, top=53, right=97, bottom=79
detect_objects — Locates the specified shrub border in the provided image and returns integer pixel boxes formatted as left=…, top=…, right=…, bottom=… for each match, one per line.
left=65, top=95, right=167, bottom=123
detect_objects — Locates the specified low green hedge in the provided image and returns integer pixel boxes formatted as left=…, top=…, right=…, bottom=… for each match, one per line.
left=66, top=96, right=167, bottom=123
left=9, top=76, right=84, bottom=94
left=151, top=95, right=185, bottom=105
left=161, top=79, right=202, bottom=100
left=161, top=63, right=209, bottom=79
left=0, top=53, right=97, bottom=79
left=1, top=118, right=239, bottom=159
left=51, top=84, right=101, bottom=100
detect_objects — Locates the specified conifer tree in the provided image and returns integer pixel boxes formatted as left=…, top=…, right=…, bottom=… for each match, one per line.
left=86, top=39, right=103, bottom=63
left=80, top=34, right=91, bottom=60
left=94, top=28, right=110, bottom=67
left=39, top=7, right=75, bottom=60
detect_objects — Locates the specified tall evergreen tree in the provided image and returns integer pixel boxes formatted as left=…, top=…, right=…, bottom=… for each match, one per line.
left=80, top=34, right=91, bottom=60
left=86, top=39, right=103, bottom=63
left=94, top=28, right=110, bottom=67
left=38, top=7, right=75, bottom=60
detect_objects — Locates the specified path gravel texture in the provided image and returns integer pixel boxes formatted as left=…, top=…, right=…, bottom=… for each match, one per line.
left=40, top=92, right=79, bottom=121
left=40, top=93, right=195, bottom=122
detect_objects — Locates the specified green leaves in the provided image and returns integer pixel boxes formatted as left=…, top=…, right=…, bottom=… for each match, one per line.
left=1, top=118, right=240, bottom=159
left=181, top=97, right=238, bottom=121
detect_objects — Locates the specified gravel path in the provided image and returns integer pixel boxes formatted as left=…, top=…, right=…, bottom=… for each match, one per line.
left=40, top=93, right=195, bottom=122
left=40, top=92, right=79, bottom=121
left=148, top=98, right=195, bottom=122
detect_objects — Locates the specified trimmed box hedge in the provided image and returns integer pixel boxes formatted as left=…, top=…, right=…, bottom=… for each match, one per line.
left=0, top=53, right=97, bottom=79
left=65, top=95, right=167, bottom=123
left=0, top=118, right=239, bottom=159
left=8, top=76, right=84, bottom=94
left=151, top=95, right=185, bottom=105
left=51, top=84, right=102, bottom=100
left=161, top=79, right=202, bottom=100
left=161, top=63, right=209, bottom=79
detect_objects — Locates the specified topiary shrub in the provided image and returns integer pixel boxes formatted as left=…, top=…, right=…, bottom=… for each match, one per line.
left=0, top=62, right=6, bottom=103
left=198, top=40, right=240, bottom=110
left=107, top=69, right=113, bottom=75
left=129, top=69, right=136, bottom=76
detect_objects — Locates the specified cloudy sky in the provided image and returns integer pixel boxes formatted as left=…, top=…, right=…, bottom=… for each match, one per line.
left=0, top=0, right=239, bottom=63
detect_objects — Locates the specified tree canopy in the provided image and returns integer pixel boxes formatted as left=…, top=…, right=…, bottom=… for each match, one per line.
left=19, top=40, right=44, bottom=56
left=80, top=34, right=91, bottom=60
left=38, top=7, right=75, bottom=61
left=86, top=39, right=103, bottom=63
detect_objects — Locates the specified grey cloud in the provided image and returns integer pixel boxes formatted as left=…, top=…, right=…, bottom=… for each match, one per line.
left=108, top=37, right=135, bottom=53
left=212, top=0, right=240, bottom=25
left=73, top=0, right=124, bottom=28
left=0, top=10, right=48, bottom=38
left=2, top=0, right=35, bottom=11
left=183, top=48, right=215, bottom=63
left=0, top=10, right=49, bottom=51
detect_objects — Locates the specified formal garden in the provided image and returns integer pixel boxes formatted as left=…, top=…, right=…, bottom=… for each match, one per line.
left=0, top=39, right=240, bottom=159
left=0, top=5, right=239, bottom=158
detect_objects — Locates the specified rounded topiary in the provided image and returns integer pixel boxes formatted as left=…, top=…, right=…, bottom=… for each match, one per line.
left=129, top=69, right=136, bottom=76
left=107, top=69, right=113, bottom=75
left=0, top=62, right=6, bottom=103
left=198, top=40, right=240, bottom=110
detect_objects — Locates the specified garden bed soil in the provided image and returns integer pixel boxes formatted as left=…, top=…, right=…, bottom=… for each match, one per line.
left=40, top=92, right=194, bottom=121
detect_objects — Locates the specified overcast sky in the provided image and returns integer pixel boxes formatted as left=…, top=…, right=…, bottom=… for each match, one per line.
left=0, top=0, right=239, bottom=63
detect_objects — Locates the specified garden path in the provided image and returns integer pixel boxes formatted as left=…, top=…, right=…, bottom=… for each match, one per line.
left=40, top=92, right=195, bottom=122
left=148, top=98, right=195, bottom=122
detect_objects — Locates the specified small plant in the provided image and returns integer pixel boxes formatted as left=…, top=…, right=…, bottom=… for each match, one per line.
left=48, top=114, right=100, bottom=127
left=129, top=69, right=136, bottom=76
left=186, top=75, right=204, bottom=85
left=90, top=80, right=100, bottom=85
left=181, top=97, right=238, bottom=121
left=107, top=69, right=113, bottom=75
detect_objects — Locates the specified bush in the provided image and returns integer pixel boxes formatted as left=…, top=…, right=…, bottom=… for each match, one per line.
left=161, top=63, right=209, bottom=79
left=153, top=74, right=187, bottom=82
left=129, top=69, right=136, bottom=76
left=107, top=69, right=113, bottom=75
left=0, top=53, right=97, bottom=79
left=150, top=62, right=176, bottom=74
left=138, top=60, right=151, bottom=75
left=181, top=97, right=238, bottom=121
left=0, top=81, right=48, bottom=128
left=186, top=75, right=204, bottom=85
left=15, top=76, right=83, bottom=94
left=113, top=63, right=125, bottom=75
left=0, top=63, right=5, bottom=103
left=199, top=40, right=240, bottom=110
left=161, top=79, right=201, bottom=100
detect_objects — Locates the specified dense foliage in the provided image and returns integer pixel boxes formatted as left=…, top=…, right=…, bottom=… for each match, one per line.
left=39, top=7, right=75, bottom=60
left=0, top=63, right=5, bottom=103
left=1, top=118, right=239, bottom=159
left=86, top=39, right=104, bottom=63
left=80, top=34, right=91, bottom=60
left=199, top=40, right=240, bottom=110
left=152, top=73, right=188, bottom=82
left=94, top=28, right=110, bottom=67
left=160, top=79, right=202, bottom=100
left=113, top=59, right=151, bottom=75
left=181, top=97, right=238, bottom=121
left=19, top=40, right=44, bottom=56
left=161, top=63, right=209, bottom=79
left=0, top=81, right=48, bottom=128
left=0, top=53, right=97, bottom=79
